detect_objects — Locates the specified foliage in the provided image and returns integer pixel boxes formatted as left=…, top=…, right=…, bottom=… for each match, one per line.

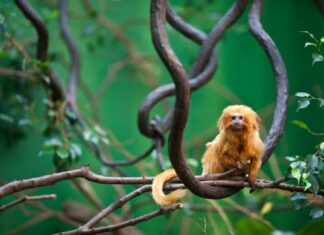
left=300, top=31, right=324, bottom=65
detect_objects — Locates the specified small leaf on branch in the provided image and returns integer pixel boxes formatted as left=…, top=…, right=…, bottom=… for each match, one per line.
left=310, top=208, right=323, bottom=219
left=308, top=174, right=320, bottom=195
left=290, top=192, right=307, bottom=201
left=0, top=113, right=14, bottom=123
left=318, top=98, right=324, bottom=108
left=304, top=42, right=317, bottom=48
left=297, top=99, right=310, bottom=111
left=295, top=92, right=311, bottom=98
left=291, top=168, right=302, bottom=183
left=300, top=31, right=319, bottom=43
left=285, top=156, right=296, bottom=162
left=312, top=52, right=324, bottom=66
left=56, top=148, right=69, bottom=159
left=260, top=202, right=273, bottom=215
left=292, top=120, right=309, bottom=130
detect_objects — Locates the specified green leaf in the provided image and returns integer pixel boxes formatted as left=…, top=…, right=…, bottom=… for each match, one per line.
left=69, top=143, right=82, bottom=159
left=321, top=37, right=324, bottom=43
left=18, top=119, right=32, bottom=126
left=312, top=52, right=324, bottom=66
left=306, top=155, right=319, bottom=171
left=188, top=158, right=199, bottom=168
left=260, top=202, right=273, bottom=215
left=38, top=150, right=55, bottom=157
left=41, top=75, right=51, bottom=84
left=320, top=142, right=324, bottom=150
left=308, top=174, right=320, bottom=194
left=318, top=98, right=324, bottom=108
left=310, top=208, right=323, bottom=219
left=56, top=148, right=69, bottom=159
left=285, top=156, right=296, bottom=162
left=290, top=161, right=300, bottom=169
left=295, top=92, right=311, bottom=98
left=90, top=134, right=99, bottom=145
left=291, top=167, right=302, bottom=183
left=300, top=31, right=319, bottom=43
left=0, top=113, right=14, bottom=123
left=43, top=138, right=62, bottom=149
left=83, top=129, right=92, bottom=141
left=94, top=125, right=106, bottom=136
left=272, top=231, right=294, bottom=235
left=101, top=137, right=110, bottom=145
left=297, top=99, right=310, bottom=111
left=290, top=192, right=307, bottom=201
left=292, top=120, right=309, bottom=130
left=304, top=42, right=317, bottom=48
left=304, top=180, right=311, bottom=191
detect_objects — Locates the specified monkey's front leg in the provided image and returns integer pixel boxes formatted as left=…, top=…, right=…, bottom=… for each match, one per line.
left=247, top=157, right=261, bottom=192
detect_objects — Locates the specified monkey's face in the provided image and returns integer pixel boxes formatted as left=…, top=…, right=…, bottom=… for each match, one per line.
left=230, top=112, right=244, bottom=131
left=218, top=105, right=260, bottom=134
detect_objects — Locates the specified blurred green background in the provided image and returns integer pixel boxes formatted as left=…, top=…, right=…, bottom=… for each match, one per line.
left=0, top=0, right=323, bottom=234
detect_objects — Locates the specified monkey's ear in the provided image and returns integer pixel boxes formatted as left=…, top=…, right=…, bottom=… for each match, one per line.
left=253, top=113, right=261, bottom=130
left=217, top=116, right=224, bottom=131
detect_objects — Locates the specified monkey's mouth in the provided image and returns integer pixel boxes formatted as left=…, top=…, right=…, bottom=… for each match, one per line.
left=231, top=123, right=244, bottom=130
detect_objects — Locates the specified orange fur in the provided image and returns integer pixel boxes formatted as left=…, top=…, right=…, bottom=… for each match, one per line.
left=152, top=105, right=264, bottom=207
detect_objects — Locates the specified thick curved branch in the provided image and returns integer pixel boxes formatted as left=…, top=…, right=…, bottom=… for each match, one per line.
left=166, top=4, right=206, bottom=44
left=248, top=0, right=289, bottom=164
left=138, top=54, right=217, bottom=137
left=151, top=0, right=251, bottom=199
left=90, top=142, right=155, bottom=167
left=139, top=1, right=248, bottom=138
left=190, top=0, right=248, bottom=77
left=59, top=0, right=80, bottom=105
left=14, top=0, right=64, bottom=101
left=14, top=0, right=48, bottom=62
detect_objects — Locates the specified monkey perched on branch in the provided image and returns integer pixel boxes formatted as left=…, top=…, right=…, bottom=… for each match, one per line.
left=152, top=105, right=264, bottom=207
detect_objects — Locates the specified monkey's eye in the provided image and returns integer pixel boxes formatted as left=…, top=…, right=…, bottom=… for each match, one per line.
left=238, top=115, right=243, bottom=120
left=231, top=116, right=236, bottom=120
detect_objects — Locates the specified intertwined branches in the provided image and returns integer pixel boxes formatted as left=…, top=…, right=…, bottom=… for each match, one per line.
left=0, top=0, right=297, bottom=234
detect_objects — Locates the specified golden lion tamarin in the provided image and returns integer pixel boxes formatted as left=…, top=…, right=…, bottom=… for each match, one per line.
left=152, top=105, right=264, bottom=207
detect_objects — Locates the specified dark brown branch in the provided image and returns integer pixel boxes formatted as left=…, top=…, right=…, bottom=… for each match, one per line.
left=189, top=0, right=249, bottom=77
left=314, top=0, right=324, bottom=15
left=138, top=54, right=217, bottom=137
left=73, top=122, right=156, bottom=168
left=166, top=4, right=206, bottom=44
left=81, top=185, right=151, bottom=229
left=0, top=165, right=236, bottom=198
left=14, top=0, right=65, bottom=101
left=59, top=0, right=80, bottom=105
left=60, top=204, right=182, bottom=235
left=138, top=4, right=210, bottom=138
left=14, top=0, right=48, bottom=62
left=0, top=68, right=34, bottom=79
left=150, top=0, right=251, bottom=200
left=0, top=194, right=56, bottom=212
left=248, top=0, right=289, bottom=164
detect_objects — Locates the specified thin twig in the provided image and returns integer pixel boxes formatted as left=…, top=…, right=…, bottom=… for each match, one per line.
left=59, top=204, right=182, bottom=235
left=0, top=194, right=56, bottom=212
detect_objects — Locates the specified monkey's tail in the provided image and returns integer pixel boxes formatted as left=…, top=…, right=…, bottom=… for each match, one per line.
left=152, top=168, right=187, bottom=207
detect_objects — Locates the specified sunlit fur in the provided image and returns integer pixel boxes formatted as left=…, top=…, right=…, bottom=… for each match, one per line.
left=202, top=105, right=264, bottom=184
left=152, top=105, right=264, bottom=207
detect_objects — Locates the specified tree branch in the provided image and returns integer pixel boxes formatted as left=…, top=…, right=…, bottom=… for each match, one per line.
left=0, top=194, right=56, bottom=212
left=59, top=0, right=80, bottom=106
